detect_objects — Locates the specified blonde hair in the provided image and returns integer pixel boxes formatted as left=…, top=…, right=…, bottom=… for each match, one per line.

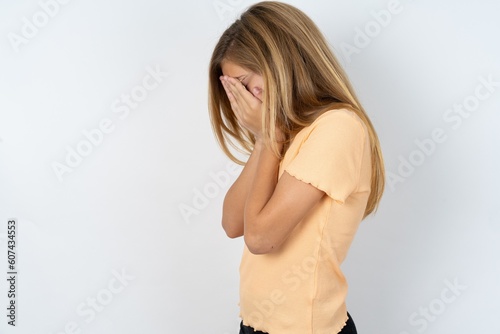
left=208, top=1, right=385, bottom=217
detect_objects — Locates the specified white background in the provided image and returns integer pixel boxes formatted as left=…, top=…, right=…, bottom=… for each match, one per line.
left=0, top=0, right=499, bottom=333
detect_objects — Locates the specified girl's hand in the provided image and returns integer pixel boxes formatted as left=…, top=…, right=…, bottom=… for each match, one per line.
left=220, top=75, right=263, bottom=139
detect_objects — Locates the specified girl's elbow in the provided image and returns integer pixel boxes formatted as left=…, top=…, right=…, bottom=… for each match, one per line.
left=244, top=232, right=274, bottom=255
left=222, top=220, right=243, bottom=239
left=224, top=227, right=243, bottom=239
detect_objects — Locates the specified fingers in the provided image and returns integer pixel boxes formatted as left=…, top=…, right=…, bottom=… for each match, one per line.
left=220, top=76, right=235, bottom=102
left=219, top=75, right=263, bottom=137
left=221, top=76, right=247, bottom=101
left=220, top=76, right=244, bottom=124
left=220, top=75, right=249, bottom=112
left=223, top=75, right=263, bottom=102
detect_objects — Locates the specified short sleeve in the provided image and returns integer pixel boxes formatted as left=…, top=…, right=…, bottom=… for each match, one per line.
left=284, top=110, right=367, bottom=204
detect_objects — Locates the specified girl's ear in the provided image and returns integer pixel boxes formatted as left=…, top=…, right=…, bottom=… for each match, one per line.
left=252, top=87, right=263, bottom=101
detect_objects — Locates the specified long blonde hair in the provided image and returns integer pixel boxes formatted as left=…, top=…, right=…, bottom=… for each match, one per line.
left=208, top=1, right=385, bottom=217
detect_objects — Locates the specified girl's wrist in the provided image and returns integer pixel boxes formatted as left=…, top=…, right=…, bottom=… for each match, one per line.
left=254, top=137, right=265, bottom=152
left=253, top=137, right=284, bottom=159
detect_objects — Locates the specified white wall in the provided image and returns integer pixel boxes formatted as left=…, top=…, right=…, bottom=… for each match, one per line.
left=0, top=0, right=498, bottom=333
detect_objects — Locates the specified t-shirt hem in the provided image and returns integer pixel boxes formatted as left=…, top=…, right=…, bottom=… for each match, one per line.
left=335, top=313, right=350, bottom=334
left=240, top=314, right=351, bottom=334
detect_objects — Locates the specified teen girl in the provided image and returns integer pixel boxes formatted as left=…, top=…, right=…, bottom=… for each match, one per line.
left=208, top=2, right=385, bottom=333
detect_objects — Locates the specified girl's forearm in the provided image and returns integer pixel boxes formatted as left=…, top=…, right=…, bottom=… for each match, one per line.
left=221, top=143, right=262, bottom=238
left=243, top=140, right=282, bottom=247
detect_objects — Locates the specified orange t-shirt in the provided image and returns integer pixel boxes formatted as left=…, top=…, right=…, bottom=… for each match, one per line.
left=239, top=109, right=372, bottom=334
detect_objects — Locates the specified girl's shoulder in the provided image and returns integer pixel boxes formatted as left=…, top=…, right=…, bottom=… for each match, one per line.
left=313, top=108, right=363, bottom=124
left=303, top=108, right=367, bottom=136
